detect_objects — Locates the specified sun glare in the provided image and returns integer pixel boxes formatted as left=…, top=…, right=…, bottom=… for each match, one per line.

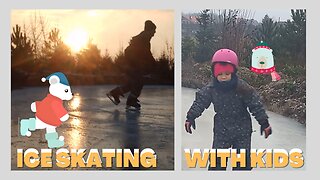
left=88, top=10, right=98, bottom=17
left=65, top=28, right=89, bottom=52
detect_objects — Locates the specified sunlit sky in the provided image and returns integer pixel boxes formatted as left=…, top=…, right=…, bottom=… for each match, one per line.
left=11, top=10, right=174, bottom=58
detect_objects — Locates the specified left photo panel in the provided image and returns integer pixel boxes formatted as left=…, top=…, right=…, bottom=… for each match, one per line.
left=11, top=9, right=174, bottom=170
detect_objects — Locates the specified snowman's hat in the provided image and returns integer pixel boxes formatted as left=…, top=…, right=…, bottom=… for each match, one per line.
left=254, top=41, right=270, bottom=50
left=41, top=72, right=70, bottom=86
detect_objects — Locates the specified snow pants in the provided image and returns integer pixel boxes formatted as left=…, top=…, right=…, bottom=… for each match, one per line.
left=208, top=129, right=253, bottom=171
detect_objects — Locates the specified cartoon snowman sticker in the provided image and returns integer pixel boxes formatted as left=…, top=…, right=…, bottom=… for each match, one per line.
left=251, top=41, right=281, bottom=81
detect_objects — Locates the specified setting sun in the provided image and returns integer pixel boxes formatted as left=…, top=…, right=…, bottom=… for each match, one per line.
left=11, top=10, right=174, bottom=58
left=65, top=28, right=89, bottom=52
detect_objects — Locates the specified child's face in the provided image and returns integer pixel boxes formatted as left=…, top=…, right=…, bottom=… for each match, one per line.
left=216, top=72, right=232, bottom=82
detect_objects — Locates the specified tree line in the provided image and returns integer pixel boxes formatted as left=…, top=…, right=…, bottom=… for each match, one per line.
left=11, top=22, right=174, bottom=89
left=182, top=9, right=306, bottom=74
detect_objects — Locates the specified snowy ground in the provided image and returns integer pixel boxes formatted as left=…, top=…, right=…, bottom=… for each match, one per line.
left=181, top=87, right=306, bottom=171
left=11, top=85, right=174, bottom=170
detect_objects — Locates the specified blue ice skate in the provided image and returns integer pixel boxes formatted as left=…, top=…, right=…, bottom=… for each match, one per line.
left=45, top=132, right=64, bottom=148
left=20, top=118, right=36, bottom=136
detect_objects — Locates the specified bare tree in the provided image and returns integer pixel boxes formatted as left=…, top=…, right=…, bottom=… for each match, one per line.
left=212, top=9, right=256, bottom=65
left=28, top=10, right=49, bottom=59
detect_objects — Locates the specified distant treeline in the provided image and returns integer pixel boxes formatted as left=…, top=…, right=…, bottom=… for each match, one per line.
left=181, top=9, right=306, bottom=123
left=11, top=24, right=174, bottom=89
left=182, top=9, right=306, bottom=72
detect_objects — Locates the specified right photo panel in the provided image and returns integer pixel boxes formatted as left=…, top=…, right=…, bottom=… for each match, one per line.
left=181, top=9, right=306, bottom=171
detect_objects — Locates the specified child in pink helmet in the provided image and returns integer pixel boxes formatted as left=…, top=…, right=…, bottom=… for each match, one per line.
left=185, top=49, right=272, bottom=170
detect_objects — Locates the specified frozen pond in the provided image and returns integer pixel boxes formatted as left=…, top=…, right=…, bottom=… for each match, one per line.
left=11, top=85, right=174, bottom=170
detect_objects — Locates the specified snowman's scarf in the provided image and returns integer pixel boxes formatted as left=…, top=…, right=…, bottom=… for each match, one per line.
left=250, top=66, right=281, bottom=81
left=250, top=66, right=276, bottom=74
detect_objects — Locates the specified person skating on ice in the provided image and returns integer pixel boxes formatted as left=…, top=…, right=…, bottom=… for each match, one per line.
left=107, top=20, right=157, bottom=111
left=185, top=48, right=272, bottom=170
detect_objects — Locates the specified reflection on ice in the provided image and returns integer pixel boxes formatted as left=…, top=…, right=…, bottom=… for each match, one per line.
left=71, top=117, right=81, bottom=127
left=69, top=94, right=81, bottom=110
left=68, top=116, right=83, bottom=149
left=69, top=128, right=82, bottom=149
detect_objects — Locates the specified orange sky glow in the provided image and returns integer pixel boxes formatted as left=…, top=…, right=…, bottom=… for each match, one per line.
left=11, top=10, right=174, bottom=59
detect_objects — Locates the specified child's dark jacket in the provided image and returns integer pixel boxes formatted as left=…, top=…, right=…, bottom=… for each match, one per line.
left=187, top=78, right=269, bottom=135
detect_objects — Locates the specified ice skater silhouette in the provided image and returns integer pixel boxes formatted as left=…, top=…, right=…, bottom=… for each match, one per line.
left=107, top=20, right=157, bottom=111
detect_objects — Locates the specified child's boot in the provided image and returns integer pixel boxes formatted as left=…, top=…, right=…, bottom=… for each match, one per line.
left=20, top=118, right=36, bottom=137
left=45, top=132, right=64, bottom=148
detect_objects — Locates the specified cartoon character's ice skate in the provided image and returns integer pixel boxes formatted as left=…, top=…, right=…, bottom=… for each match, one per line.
left=20, top=72, right=73, bottom=148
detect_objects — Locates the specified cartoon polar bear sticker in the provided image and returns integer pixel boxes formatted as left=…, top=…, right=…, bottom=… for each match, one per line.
left=251, top=41, right=281, bottom=81
left=20, top=72, right=73, bottom=148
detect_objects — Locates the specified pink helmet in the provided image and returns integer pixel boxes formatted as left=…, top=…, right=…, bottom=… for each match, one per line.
left=211, top=49, right=239, bottom=67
